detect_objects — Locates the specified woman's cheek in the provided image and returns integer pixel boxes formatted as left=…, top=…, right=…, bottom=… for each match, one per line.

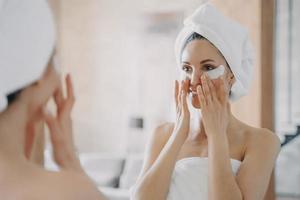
left=212, top=79, right=219, bottom=89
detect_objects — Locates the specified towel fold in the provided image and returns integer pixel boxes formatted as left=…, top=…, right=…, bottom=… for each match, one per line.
left=167, top=157, right=241, bottom=200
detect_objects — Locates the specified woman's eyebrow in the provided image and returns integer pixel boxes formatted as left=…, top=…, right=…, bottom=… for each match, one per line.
left=181, top=59, right=215, bottom=65
left=181, top=61, right=191, bottom=65
left=200, top=59, right=215, bottom=64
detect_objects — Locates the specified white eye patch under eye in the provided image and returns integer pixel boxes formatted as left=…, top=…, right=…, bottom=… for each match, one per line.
left=206, top=65, right=225, bottom=79
left=180, top=73, right=188, bottom=80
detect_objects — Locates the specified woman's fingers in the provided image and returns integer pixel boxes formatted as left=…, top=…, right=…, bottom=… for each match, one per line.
left=174, top=80, right=179, bottom=111
left=218, top=78, right=228, bottom=104
left=60, top=74, right=75, bottom=119
left=197, top=84, right=206, bottom=107
left=54, top=86, right=64, bottom=113
left=42, top=74, right=82, bottom=172
left=43, top=109, right=62, bottom=146
left=64, top=74, right=75, bottom=110
left=183, top=78, right=190, bottom=92
left=43, top=110, right=64, bottom=167
left=174, top=79, right=190, bottom=121
left=206, top=75, right=217, bottom=102
left=181, top=80, right=189, bottom=114
left=201, top=74, right=212, bottom=104
left=66, top=74, right=75, bottom=102
left=178, top=80, right=184, bottom=113
left=43, top=106, right=77, bottom=170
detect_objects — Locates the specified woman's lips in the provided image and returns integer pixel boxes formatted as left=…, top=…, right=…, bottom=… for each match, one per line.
left=189, top=84, right=201, bottom=95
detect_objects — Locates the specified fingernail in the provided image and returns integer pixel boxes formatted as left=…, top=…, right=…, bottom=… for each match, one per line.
left=197, top=85, right=201, bottom=92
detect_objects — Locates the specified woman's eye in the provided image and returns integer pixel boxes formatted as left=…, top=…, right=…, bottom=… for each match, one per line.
left=182, top=65, right=191, bottom=72
left=203, top=65, right=215, bottom=71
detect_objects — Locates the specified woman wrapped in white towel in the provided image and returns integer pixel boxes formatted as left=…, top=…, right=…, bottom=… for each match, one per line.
left=132, top=3, right=280, bottom=200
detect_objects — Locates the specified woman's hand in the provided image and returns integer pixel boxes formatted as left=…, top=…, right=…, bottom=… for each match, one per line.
left=196, top=73, right=230, bottom=138
left=173, top=79, right=190, bottom=139
left=43, top=74, right=83, bottom=172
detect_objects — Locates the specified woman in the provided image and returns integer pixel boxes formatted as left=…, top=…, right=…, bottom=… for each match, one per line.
left=132, top=3, right=280, bottom=200
left=0, top=0, right=106, bottom=199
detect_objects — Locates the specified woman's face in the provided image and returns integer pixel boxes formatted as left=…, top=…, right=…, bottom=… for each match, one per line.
left=180, top=39, right=235, bottom=109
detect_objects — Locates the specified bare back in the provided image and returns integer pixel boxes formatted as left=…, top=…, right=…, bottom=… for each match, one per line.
left=0, top=161, right=104, bottom=200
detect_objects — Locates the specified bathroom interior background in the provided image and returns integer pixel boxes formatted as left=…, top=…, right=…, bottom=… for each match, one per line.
left=46, top=0, right=300, bottom=197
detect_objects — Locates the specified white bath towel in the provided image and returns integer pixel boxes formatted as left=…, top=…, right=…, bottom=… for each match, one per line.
left=167, top=157, right=241, bottom=200
left=0, top=0, right=56, bottom=111
left=175, top=3, right=255, bottom=101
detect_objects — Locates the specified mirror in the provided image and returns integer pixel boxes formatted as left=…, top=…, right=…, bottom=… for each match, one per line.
left=275, top=0, right=300, bottom=198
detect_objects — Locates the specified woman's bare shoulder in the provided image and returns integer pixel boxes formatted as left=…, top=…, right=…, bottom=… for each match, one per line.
left=243, top=125, right=281, bottom=153
left=0, top=169, right=104, bottom=200
left=40, top=170, right=105, bottom=200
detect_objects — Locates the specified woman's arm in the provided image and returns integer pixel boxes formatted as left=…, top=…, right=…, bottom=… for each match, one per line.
left=264, top=170, right=276, bottom=200
left=43, top=74, right=82, bottom=172
left=44, top=74, right=107, bottom=199
left=236, top=130, right=280, bottom=200
left=132, top=124, right=186, bottom=200
left=197, top=74, right=280, bottom=200
left=132, top=80, right=190, bottom=200
left=207, top=128, right=280, bottom=200
left=27, top=121, right=45, bottom=165
left=197, top=73, right=243, bottom=200
left=207, top=133, right=243, bottom=200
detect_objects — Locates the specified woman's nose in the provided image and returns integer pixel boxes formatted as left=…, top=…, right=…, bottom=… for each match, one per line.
left=190, top=70, right=203, bottom=86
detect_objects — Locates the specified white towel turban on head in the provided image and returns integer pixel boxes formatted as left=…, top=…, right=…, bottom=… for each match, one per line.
left=175, top=3, right=255, bottom=101
left=0, top=0, right=56, bottom=111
